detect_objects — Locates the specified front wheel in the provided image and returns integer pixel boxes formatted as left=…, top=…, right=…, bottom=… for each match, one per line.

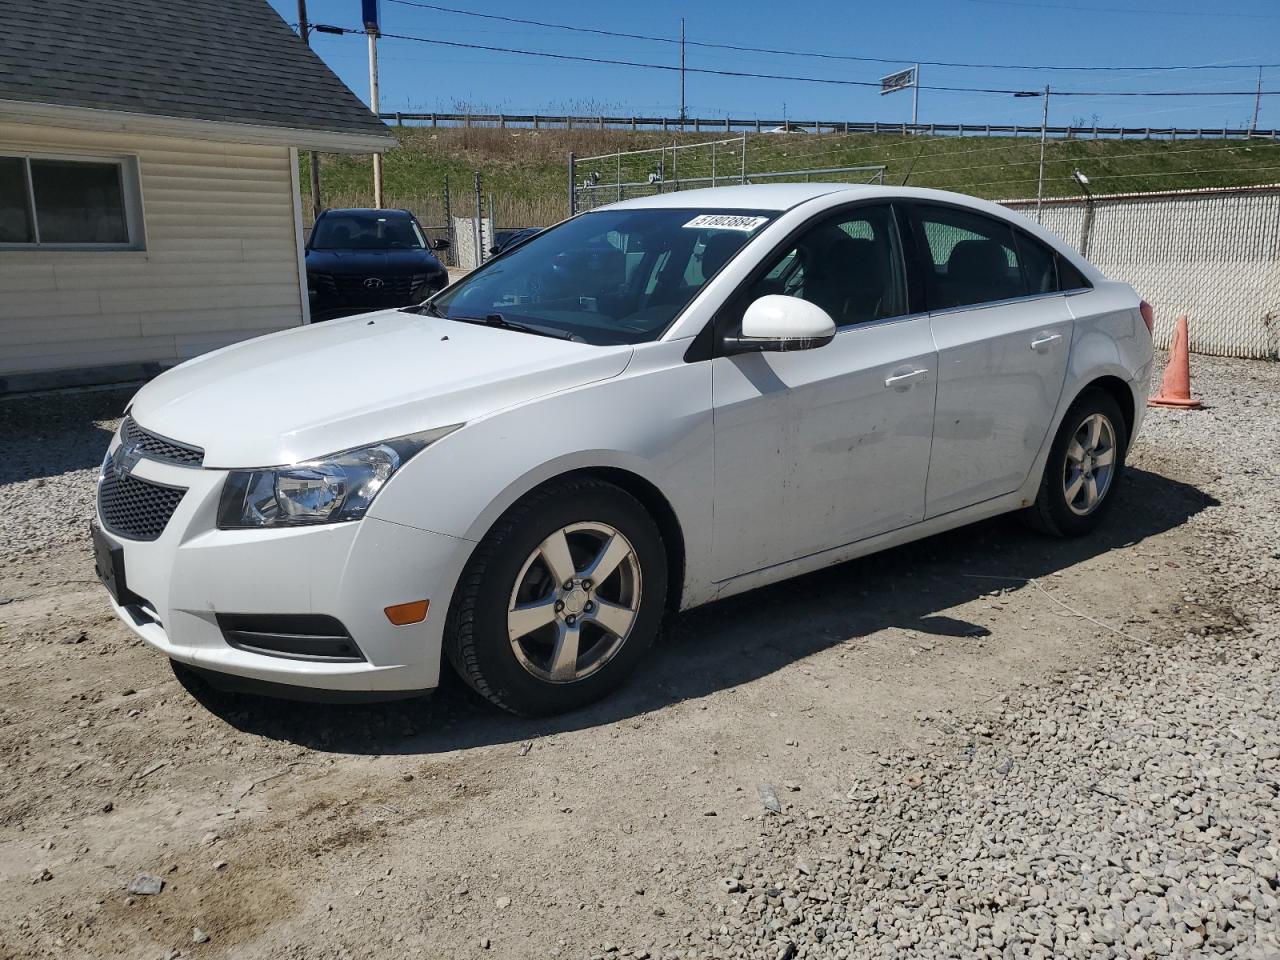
left=1023, top=388, right=1129, bottom=537
left=445, top=477, right=668, bottom=715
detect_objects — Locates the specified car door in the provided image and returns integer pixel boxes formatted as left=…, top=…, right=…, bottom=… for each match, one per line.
left=710, top=203, right=938, bottom=582
left=906, top=202, right=1074, bottom=519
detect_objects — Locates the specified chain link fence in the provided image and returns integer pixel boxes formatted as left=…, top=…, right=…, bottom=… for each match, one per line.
left=1005, top=185, right=1280, bottom=359
left=570, top=137, right=885, bottom=214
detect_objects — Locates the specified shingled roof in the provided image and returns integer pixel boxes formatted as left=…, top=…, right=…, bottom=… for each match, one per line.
left=0, top=0, right=392, bottom=146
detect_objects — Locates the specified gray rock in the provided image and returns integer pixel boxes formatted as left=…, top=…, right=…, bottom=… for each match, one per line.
left=127, top=874, right=164, bottom=896
left=759, top=783, right=782, bottom=814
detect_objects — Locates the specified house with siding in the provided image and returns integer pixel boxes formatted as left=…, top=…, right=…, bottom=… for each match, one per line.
left=0, top=0, right=394, bottom=391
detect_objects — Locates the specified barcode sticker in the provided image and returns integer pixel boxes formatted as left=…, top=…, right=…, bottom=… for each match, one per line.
left=682, top=214, right=770, bottom=232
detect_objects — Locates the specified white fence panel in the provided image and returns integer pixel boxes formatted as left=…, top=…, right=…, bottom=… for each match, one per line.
left=1005, top=188, right=1280, bottom=359
left=451, top=215, right=493, bottom=270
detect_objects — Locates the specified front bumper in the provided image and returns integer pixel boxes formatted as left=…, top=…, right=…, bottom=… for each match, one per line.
left=95, top=452, right=473, bottom=695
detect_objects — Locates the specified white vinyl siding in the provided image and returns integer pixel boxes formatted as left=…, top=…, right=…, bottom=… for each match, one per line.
left=0, top=121, right=304, bottom=377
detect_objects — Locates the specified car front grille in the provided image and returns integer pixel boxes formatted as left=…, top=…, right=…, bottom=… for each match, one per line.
left=98, top=472, right=187, bottom=541
left=121, top=417, right=204, bottom=468
left=311, top=272, right=431, bottom=302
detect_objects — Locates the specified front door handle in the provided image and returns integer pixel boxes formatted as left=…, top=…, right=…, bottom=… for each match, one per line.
left=884, top=368, right=930, bottom=390
left=1030, top=333, right=1063, bottom=351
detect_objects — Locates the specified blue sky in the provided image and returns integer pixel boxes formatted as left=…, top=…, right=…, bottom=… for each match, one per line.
left=271, top=0, right=1279, bottom=129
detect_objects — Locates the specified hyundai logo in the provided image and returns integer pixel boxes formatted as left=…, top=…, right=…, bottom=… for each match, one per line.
left=363, top=277, right=385, bottom=289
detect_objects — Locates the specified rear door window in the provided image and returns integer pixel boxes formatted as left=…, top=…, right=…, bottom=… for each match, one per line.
left=912, top=205, right=1036, bottom=310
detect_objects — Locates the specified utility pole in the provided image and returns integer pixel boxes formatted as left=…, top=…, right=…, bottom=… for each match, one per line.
left=1072, top=170, right=1094, bottom=256
left=1252, top=67, right=1263, bottom=134
left=366, top=7, right=384, bottom=207
left=912, top=63, right=920, bottom=129
left=473, top=171, right=484, bottom=265
left=296, top=0, right=322, bottom=219
left=1036, top=84, right=1050, bottom=220
left=442, top=174, right=453, bottom=266
left=567, top=152, right=576, bottom=217
left=679, top=18, right=686, bottom=132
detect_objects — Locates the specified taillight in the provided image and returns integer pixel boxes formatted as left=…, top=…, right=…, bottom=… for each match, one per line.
left=1139, top=300, right=1155, bottom=334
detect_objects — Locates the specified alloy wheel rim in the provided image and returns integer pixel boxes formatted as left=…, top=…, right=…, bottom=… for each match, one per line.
left=1063, top=413, right=1117, bottom=516
left=507, top=522, right=642, bottom=683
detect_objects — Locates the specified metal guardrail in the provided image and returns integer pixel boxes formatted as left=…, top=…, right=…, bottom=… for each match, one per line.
left=381, top=112, right=1280, bottom=140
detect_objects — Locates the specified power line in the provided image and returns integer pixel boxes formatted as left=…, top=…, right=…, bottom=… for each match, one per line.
left=1050, top=89, right=1279, bottom=97
left=371, top=29, right=882, bottom=88
left=321, top=25, right=1280, bottom=98
left=963, top=0, right=1280, bottom=19
left=384, top=0, right=1280, bottom=72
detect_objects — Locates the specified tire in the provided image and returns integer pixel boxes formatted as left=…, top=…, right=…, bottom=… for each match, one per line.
left=444, top=477, right=668, bottom=716
left=1023, top=387, right=1129, bottom=538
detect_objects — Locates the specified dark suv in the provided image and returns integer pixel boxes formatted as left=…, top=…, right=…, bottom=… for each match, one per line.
left=306, top=208, right=450, bottom=321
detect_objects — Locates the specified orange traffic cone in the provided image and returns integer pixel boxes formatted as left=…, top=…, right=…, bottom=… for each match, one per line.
left=1148, top=315, right=1202, bottom=409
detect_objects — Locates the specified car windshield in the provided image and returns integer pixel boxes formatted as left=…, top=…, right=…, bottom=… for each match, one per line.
left=311, top=213, right=426, bottom=250
left=428, top=208, right=776, bottom=345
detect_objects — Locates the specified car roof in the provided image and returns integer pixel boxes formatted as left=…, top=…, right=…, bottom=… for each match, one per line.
left=596, top=183, right=1036, bottom=216
left=320, top=208, right=414, bottom=218
left=604, top=183, right=860, bottom=212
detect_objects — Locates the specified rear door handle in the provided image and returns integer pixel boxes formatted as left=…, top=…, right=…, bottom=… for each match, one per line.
left=1030, top=333, right=1063, bottom=351
left=884, top=368, right=929, bottom=389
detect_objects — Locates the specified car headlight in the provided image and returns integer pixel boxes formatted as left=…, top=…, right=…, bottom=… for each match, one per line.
left=216, top=425, right=460, bottom=529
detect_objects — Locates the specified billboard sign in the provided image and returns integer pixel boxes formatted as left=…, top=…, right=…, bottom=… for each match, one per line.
left=879, top=67, right=917, bottom=96
left=362, top=0, right=381, bottom=33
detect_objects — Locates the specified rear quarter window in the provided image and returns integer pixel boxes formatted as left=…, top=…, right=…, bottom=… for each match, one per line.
left=1057, top=255, right=1091, bottom=291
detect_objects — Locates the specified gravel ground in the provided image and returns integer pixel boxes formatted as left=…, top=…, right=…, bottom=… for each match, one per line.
left=0, top=355, right=1276, bottom=960
left=603, top=356, right=1280, bottom=960
left=0, top=385, right=133, bottom=568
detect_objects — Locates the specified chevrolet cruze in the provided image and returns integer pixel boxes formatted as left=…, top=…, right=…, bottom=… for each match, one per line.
left=92, top=185, right=1154, bottom=715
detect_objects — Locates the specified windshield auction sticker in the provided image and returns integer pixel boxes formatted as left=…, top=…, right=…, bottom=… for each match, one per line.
left=682, top=214, right=770, bottom=232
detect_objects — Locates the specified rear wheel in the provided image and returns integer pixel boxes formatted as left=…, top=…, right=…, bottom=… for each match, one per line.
left=445, top=477, right=667, bottom=715
left=1024, top=388, right=1129, bottom=537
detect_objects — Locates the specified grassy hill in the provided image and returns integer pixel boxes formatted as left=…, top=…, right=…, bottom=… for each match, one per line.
left=310, top=125, right=1280, bottom=229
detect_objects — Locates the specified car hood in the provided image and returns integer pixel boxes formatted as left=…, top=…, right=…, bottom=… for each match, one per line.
left=305, top=248, right=443, bottom=273
left=128, top=311, right=633, bottom=468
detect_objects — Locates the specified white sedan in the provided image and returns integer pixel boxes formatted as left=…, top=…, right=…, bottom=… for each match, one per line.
left=92, top=184, right=1154, bottom=715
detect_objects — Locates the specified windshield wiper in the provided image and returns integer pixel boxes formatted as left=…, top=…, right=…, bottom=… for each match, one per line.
left=404, top=299, right=445, bottom=318
left=449, top=313, right=582, bottom=342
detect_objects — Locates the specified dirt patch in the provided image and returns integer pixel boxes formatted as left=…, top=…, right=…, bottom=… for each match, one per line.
left=1, top=356, right=1275, bottom=959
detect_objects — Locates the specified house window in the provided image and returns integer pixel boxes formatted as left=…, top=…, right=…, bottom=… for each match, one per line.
left=0, top=153, right=144, bottom=249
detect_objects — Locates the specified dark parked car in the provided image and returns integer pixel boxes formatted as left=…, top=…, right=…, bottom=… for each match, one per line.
left=306, top=208, right=449, bottom=321
left=489, top=226, right=542, bottom=257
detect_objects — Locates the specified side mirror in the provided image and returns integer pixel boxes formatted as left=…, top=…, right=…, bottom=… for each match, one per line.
left=430, top=238, right=451, bottom=251
left=489, top=244, right=502, bottom=255
left=723, top=295, right=836, bottom=355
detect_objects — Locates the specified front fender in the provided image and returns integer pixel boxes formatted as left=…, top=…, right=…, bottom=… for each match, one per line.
left=366, top=340, right=715, bottom=601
